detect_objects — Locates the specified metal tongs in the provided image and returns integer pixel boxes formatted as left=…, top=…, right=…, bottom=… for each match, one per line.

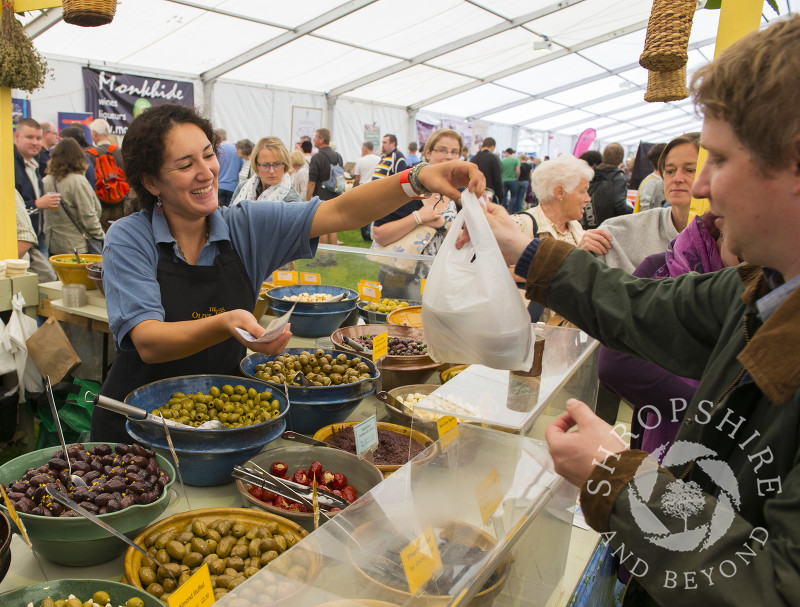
left=232, top=464, right=350, bottom=512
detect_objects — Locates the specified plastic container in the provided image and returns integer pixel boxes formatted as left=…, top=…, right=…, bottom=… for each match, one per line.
left=62, top=283, right=87, bottom=307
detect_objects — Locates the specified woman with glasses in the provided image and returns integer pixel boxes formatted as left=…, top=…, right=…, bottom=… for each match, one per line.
left=231, top=136, right=301, bottom=205
left=370, top=129, right=463, bottom=298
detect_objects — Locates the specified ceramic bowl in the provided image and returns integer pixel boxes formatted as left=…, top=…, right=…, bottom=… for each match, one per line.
left=313, top=421, right=436, bottom=477
left=125, top=507, right=317, bottom=604
left=85, top=262, right=104, bottom=295
left=356, top=299, right=420, bottom=324
left=0, top=442, right=175, bottom=566
left=0, top=579, right=163, bottom=607
left=235, top=445, right=384, bottom=531
left=386, top=305, right=422, bottom=328
left=0, top=510, right=10, bottom=585
left=49, top=253, right=103, bottom=290
left=267, top=285, right=358, bottom=337
left=123, top=374, right=289, bottom=486
left=381, top=384, right=441, bottom=438
left=240, top=349, right=379, bottom=434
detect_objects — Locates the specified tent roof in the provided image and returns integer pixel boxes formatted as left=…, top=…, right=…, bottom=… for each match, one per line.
left=22, top=0, right=791, bottom=145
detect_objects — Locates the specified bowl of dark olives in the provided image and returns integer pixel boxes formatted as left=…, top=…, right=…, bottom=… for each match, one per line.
left=240, top=349, right=379, bottom=433
left=0, top=442, right=175, bottom=566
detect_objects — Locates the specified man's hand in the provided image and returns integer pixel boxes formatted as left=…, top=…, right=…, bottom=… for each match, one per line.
left=545, top=399, right=628, bottom=487
left=36, top=193, right=61, bottom=209
left=417, top=160, right=485, bottom=201
left=578, top=229, right=612, bottom=255
left=455, top=201, right=531, bottom=265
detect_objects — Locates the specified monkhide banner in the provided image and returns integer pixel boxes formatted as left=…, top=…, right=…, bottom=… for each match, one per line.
left=83, top=67, right=194, bottom=136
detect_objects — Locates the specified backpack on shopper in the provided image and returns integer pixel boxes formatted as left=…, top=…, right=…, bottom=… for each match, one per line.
left=87, top=145, right=129, bottom=204
left=320, top=147, right=346, bottom=195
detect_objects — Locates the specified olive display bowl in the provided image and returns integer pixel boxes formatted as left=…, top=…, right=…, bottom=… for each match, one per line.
left=125, top=507, right=317, bottom=605
left=0, top=510, right=10, bottom=585
left=348, top=518, right=512, bottom=606
left=0, top=579, right=164, bottom=607
left=331, top=324, right=443, bottom=390
left=382, top=384, right=441, bottom=439
left=236, top=445, right=384, bottom=531
left=267, top=285, right=358, bottom=337
left=356, top=299, right=420, bottom=324
left=240, top=349, right=379, bottom=434
left=85, top=261, right=104, bottom=295
left=0, top=443, right=176, bottom=566
left=123, top=374, right=289, bottom=486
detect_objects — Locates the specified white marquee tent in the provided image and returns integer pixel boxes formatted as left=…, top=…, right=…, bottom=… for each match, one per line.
left=15, top=0, right=793, bottom=163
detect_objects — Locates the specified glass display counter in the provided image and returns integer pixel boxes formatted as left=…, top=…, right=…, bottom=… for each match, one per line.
left=218, top=424, right=577, bottom=607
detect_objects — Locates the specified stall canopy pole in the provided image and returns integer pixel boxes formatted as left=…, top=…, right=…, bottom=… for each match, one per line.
left=1, top=0, right=62, bottom=259
left=689, top=0, right=763, bottom=221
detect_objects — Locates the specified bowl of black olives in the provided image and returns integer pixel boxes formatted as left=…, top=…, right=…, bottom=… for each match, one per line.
left=0, top=442, right=175, bottom=566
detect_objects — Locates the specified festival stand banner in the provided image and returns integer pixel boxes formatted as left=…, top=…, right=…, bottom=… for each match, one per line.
left=573, top=128, right=597, bottom=157
left=82, top=67, right=194, bottom=136
left=57, top=112, right=94, bottom=142
left=12, top=98, right=31, bottom=129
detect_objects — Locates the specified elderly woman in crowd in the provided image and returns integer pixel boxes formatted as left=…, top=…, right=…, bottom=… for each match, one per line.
left=232, top=137, right=301, bottom=204
left=511, top=153, right=611, bottom=254
left=596, top=133, right=699, bottom=272
left=289, top=151, right=309, bottom=202
left=42, top=138, right=106, bottom=255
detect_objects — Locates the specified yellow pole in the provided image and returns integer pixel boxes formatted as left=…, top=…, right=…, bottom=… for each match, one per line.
left=1, top=1, right=63, bottom=259
left=689, top=0, right=763, bottom=220
left=1, top=86, right=15, bottom=259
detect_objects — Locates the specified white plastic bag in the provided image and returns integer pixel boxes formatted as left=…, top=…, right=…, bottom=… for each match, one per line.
left=422, top=191, right=534, bottom=371
left=7, top=293, right=43, bottom=402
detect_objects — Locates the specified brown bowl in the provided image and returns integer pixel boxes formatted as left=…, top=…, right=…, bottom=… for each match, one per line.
left=348, top=518, right=512, bottom=606
left=313, top=421, right=436, bottom=477
left=381, top=384, right=441, bottom=438
left=86, top=262, right=104, bottom=295
left=331, top=324, right=443, bottom=390
left=125, top=507, right=316, bottom=603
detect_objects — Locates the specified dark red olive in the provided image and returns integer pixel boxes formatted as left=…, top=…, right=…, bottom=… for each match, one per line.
left=94, top=493, right=115, bottom=507
left=114, top=443, right=130, bottom=455
left=48, top=457, right=67, bottom=471
left=120, top=495, right=137, bottom=509
left=105, top=499, right=121, bottom=513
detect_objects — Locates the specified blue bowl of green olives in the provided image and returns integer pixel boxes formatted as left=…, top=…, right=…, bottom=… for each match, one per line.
left=123, top=375, right=289, bottom=486
left=0, top=579, right=163, bottom=607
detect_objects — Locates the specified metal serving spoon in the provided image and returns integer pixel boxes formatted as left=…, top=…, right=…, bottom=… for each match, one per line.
left=45, top=376, right=87, bottom=489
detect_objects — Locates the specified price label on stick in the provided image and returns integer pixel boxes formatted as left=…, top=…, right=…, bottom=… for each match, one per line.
left=372, top=331, right=388, bottom=362
left=168, top=563, right=215, bottom=607
left=359, top=279, right=382, bottom=290
left=477, top=468, right=503, bottom=524
left=400, top=527, right=443, bottom=595
left=0, top=484, right=31, bottom=547
left=354, top=414, right=379, bottom=457
left=437, top=415, right=459, bottom=451
left=272, top=270, right=298, bottom=286
left=359, top=283, right=380, bottom=303
left=300, top=272, right=321, bottom=285
left=420, top=278, right=426, bottom=296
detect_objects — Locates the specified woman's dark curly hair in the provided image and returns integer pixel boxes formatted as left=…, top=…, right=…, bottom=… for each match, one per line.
left=122, top=104, right=218, bottom=212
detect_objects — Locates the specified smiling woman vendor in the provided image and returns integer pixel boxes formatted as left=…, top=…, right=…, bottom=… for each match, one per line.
left=91, top=104, right=484, bottom=442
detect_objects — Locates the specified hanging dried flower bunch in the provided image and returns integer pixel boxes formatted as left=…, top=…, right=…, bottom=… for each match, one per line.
left=0, top=2, right=50, bottom=92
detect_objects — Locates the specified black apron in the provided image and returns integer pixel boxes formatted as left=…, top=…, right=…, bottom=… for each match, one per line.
left=90, top=240, right=256, bottom=442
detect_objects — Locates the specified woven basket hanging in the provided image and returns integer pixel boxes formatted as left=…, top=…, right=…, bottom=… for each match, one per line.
left=644, top=66, right=688, bottom=103
left=62, top=0, right=117, bottom=27
left=639, top=0, right=697, bottom=72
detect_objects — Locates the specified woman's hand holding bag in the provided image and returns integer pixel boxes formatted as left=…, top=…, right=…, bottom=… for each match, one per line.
left=421, top=191, right=534, bottom=371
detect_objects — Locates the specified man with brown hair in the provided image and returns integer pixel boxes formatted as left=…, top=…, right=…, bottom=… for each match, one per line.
left=307, top=128, right=344, bottom=263
left=472, top=15, right=800, bottom=605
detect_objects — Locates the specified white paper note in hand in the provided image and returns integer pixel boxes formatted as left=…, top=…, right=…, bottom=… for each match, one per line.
left=236, top=303, right=295, bottom=343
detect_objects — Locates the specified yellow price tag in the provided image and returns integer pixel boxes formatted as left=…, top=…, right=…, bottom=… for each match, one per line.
left=300, top=272, right=321, bottom=285
left=272, top=270, right=298, bottom=286
left=477, top=468, right=503, bottom=524
left=400, top=527, right=442, bottom=595
left=359, top=283, right=381, bottom=304
left=420, top=278, right=426, bottom=296
left=0, top=484, right=31, bottom=548
left=168, top=563, right=215, bottom=607
left=312, top=478, right=320, bottom=531
left=437, top=415, right=459, bottom=451
left=359, top=280, right=382, bottom=290
left=372, top=331, right=388, bottom=362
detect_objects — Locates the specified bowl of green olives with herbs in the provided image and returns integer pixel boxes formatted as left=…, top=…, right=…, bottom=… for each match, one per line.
left=123, top=375, right=289, bottom=486
left=240, top=349, right=379, bottom=433
left=0, top=579, right=163, bottom=607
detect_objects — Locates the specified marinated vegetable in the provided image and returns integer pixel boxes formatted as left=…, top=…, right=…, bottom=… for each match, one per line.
left=150, top=385, right=281, bottom=428
left=281, top=292, right=333, bottom=302
left=350, top=335, right=427, bottom=356
left=30, top=592, right=145, bottom=607
left=253, top=350, right=372, bottom=386
left=246, top=460, right=356, bottom=513
left=361, top=298, right=412, bottom=314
